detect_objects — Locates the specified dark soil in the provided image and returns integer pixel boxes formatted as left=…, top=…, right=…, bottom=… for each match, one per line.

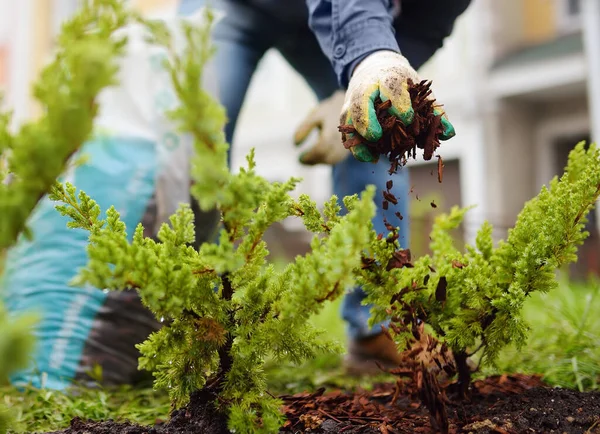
left=47, top=375, right=600, bottom=434
left=48, top=388, right=230, bottom=434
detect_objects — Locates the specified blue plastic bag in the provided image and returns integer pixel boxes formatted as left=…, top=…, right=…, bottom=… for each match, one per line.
left=1, top=10, right=221, bottom=389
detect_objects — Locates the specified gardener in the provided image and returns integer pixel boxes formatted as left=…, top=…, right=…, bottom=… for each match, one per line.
left=178, top=0, right=471, bottom=374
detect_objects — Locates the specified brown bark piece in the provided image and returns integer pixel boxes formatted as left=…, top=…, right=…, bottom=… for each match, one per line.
left=437, top=155, right=444, bottom=183
left=435, top=277, right=447, bottom=303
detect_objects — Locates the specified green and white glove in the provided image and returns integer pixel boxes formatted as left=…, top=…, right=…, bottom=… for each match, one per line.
left=294, top=90, right=348, bottom=165
left=341, top=50, right=456, bottom=163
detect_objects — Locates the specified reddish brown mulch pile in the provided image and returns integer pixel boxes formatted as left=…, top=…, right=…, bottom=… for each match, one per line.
left=278, top=375, right=600, bottom=434
left=49, top=375, right=600, bottom=434
left=280, top=374, right=600, bottom=434
left=339, top=79, right=444, bottom=176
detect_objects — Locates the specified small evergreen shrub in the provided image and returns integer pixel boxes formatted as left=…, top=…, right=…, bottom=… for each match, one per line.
left=361, top=142, right=600, bottom=396
left=0, top=0, right=128, bottom=251
left=51, top=4, right=377, bottom=432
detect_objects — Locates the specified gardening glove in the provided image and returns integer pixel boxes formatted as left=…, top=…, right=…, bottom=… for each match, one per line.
left=294, top=90, right=349, bottom=165
left=341, top=50, right=456, bottom=163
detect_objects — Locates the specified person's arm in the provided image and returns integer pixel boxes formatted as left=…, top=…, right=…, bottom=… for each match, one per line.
left=395, top=0, right=472, bottom=70
left=306, top=0, right=400, bottom=88
left=303, top=0, right=468, bottom=164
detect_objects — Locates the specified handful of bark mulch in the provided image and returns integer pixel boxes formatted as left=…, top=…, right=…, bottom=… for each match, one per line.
left=339, top=79, right=444, bottom=175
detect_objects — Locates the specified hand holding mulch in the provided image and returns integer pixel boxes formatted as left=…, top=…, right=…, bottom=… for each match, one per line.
left=339, top=79, right=450, bottom=176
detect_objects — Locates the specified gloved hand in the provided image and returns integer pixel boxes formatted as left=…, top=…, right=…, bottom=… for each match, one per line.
left=341, top=50, right=456, bottom=163
left=293, top=90, right=348, bottom=165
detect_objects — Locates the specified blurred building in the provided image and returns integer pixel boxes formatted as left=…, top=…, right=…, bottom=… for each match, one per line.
left=482, top=0, right=599, bottom=277
left=0, top=0, right=177, bottom=123
left=482, top=0, right=590, bottom=227
left=0, top=0, right=597, bottom=274
left=416, top=0, right=598, bottom=276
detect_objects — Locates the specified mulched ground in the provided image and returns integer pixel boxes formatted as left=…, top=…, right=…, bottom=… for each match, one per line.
left=48, top=375, right=600, bottom=434
left=280, top=375, right=600, bottom=434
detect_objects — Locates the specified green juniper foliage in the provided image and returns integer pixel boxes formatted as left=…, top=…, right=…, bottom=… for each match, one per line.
left=0, top=2, right=136, bottom=433
left=361, top=141, right=600, bottom=383
left=51, top=6, right=376, bottom=433
left=16, top=0, right=600, bottom=432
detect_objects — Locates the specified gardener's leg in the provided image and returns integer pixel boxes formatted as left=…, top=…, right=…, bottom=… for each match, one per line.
left=180, top=0, right=271, bottom=154
left=180, top=0, right=278, bottom=248
left=333, top=158, right=410, bottom=329
left=278, top=26, right=410, bottom=373
left=181, top=1, right=273, bottom=250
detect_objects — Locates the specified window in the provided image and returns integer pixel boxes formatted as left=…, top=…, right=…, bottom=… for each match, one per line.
left=557, top=0, right=582, bottom=33
left=566, top=0, right=581, bottom=15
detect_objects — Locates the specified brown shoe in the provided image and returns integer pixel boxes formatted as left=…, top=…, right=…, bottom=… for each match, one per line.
left=343, top=333, right=403, bottom=376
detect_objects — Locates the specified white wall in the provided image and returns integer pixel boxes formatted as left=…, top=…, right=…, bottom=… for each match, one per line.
left=0, top=0, right=9, bottom=92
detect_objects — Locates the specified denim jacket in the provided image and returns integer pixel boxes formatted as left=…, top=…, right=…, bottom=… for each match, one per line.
left=179, top=0, right=472, bottom=87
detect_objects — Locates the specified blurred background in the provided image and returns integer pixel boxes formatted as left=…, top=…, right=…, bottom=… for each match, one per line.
left=0, top=0, right=598, bottom=278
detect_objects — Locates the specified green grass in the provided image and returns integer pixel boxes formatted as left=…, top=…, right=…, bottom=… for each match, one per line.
left=2, top=384, right=170, bottom=433
left=5, top=280, right=600, bottom=433
left=485, top=278, right=600, bottom=391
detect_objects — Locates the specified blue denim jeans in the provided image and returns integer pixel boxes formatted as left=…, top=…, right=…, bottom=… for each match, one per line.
left=179, top=0, right=410, bottom=340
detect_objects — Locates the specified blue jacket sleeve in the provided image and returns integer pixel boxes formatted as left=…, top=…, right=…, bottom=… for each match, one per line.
left=306, top=0, right=400, bottom=88
left=306, top=0, right=472, bottom=88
